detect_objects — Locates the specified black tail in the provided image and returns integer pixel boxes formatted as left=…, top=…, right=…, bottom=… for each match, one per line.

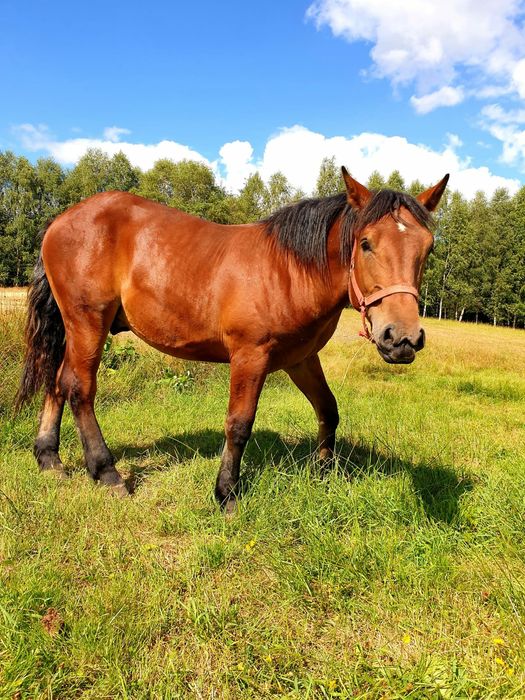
left=15, top=223, right=65, bottom=410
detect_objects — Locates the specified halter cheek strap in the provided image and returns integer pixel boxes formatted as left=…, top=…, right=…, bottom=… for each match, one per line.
left=349, top=239, right=419, bottom=341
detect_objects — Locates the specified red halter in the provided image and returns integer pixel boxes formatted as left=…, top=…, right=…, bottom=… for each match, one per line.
left=349, top=237, right=419, bottom=341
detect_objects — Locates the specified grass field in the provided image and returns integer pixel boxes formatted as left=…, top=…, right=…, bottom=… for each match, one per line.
left=0, top=288, right=26, bottom=314
left=1, top=307, right=525, bottom=699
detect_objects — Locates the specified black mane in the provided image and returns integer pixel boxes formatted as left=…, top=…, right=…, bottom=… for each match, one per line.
left=262, top=189, right=434, bottom=268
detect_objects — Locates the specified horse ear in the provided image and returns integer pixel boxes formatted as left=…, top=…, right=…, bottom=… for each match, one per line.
left=341, top=166, right=372, bottom=210
left=417, top=174, right=449, bottom=211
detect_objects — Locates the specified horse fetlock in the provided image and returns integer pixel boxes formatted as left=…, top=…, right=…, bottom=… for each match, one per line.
left=215, top=469, right=237, bottom=505
left=320, top=406, right=339, bottom=432
left=85, top=449, right=117, bottom=480
left=34, top=439, right=65, bottom=475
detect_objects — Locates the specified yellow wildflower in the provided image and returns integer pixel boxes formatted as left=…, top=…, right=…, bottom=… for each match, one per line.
left=493, top=638, right=505, bottom=646
left=402, top=634, right=411, bottom=645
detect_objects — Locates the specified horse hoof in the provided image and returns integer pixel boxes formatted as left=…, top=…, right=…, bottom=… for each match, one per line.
left=41, top=464, right=68, bottom=479
left=107, top=482, right=130, bottom=498
left=98, top=468, right=129, bottom=497
left=223, top=499, right=237, bottom=518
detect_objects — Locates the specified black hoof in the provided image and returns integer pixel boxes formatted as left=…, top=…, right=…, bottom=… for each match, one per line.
left=215, top=489, right=237, bottom=516
left=223, top=498, right=237, bottom=518
left=37, top=449, right=67, bottom=478
left=41, top=464, right=68, bottom=479
left=98, top=467, right=129, bottom=496
left=107, top=482, right=130, bottom=498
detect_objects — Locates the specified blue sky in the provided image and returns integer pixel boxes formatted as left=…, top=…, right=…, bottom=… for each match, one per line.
left=2, top=0, right=525, bottom=197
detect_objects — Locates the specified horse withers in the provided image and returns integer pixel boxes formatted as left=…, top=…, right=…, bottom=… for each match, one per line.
left=17, top=167, right=448, bottom=511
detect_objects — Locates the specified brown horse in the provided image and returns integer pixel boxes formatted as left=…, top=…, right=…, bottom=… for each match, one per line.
left=17, top=168, right=448, bottom=510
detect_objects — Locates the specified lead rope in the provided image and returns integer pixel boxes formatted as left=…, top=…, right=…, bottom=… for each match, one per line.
left=359, top=304, right=371, bottom=339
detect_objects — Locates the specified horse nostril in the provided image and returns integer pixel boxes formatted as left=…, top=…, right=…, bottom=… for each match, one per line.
left=381, top=325, right=394, bottom=345
left=415, top=328, right=425, bottom=351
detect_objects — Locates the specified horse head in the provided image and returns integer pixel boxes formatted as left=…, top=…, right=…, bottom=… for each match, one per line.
left=342, top=167, right=449, bottom=364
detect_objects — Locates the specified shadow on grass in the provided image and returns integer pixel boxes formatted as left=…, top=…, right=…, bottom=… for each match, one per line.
left=113, top=428, right=473, bottom=524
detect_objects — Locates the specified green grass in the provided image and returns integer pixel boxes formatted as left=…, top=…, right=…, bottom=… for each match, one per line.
left=1, top=309, right=525, bottom=698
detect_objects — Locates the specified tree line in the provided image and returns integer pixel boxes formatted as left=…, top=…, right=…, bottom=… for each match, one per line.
left=0, top=149, right=523, bottom=327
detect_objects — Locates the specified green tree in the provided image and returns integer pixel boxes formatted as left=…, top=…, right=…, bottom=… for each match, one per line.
left=442, top=191, right=478, bottom=320
left=106, top=151, right=141, bottom=192
left=63, top=148, right=112, bottom=203
left=0, top=153, right=67, bottom=284
left=408, top=179, right=425, bottom=197
left=236, top=173, right=268, bottom=222
left=508, top=186, right=525, bottom=327
left=366, top=170, right=386, bottom=191
left=315, top=157, right=343, bottom=197
left=487, top=188, right=515, bottom=325
left=421, top=189, right=477, bottom=320
left=262, top=172, right=296, bottom=215
left=386, top=170, right=406, bottom=191
left=137, top=159, right=229, bottom=221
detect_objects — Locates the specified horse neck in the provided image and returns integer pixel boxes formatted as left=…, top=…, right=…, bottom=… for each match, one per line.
left=288, top=218, right=350, bottom=316
left=324, top=218, right=351, bottom=307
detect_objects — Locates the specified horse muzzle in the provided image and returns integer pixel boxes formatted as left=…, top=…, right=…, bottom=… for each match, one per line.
left=374, top=325, right=425, bottom=364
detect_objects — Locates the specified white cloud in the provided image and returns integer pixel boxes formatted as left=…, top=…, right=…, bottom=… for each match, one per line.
left=14, top=123, right=210, bottom=171
left=512, top=58, right=525, bottom=98
left=446, top=133, right=463, bottom=149
left=256, top=125, right=519, bottom=199
left=482, top=103, right=525, bottom=125
left=15, top=122, right=520, bottom=198
left=411, top=86, right=464, bottom=115
left=307, top=0, right=525, bottom=111
left=481, top=103, right=525, bottom=170
left=15, top=123, right=52, bottom=150
left=103, top=126, right=131, bottom=142
left=219, top=141, right=257, bottom=192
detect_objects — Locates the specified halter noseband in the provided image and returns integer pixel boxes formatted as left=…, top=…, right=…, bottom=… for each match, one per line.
left=349, top=237, right=419, bottom=341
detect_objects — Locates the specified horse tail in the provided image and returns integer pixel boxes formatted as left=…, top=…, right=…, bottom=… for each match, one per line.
left=15, top=223, right=65, bottom=410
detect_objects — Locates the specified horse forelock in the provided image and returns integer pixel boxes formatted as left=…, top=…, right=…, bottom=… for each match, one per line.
left=262, top=189, right=435, bottom=269
left=356, top=190, right=434, bottom=234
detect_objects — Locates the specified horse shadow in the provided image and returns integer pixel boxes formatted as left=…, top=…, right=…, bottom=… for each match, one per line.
left=113, top=428, right=473, bottom=525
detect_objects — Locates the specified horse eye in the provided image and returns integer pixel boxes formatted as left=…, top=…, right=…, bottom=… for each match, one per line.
left=361, top=239, right=372, bottom=252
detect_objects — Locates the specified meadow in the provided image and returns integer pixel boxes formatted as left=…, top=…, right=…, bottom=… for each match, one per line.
left=0, top=304, right=524, bottom=699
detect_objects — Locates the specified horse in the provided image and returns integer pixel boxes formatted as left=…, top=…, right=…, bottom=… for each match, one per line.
left=17, top=167, right=448, bottom=511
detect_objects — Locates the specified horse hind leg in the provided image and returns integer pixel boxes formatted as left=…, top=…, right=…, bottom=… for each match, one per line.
left=34, top=386, right=66, bottom=477
left=60, top=310, right=128, bottom=496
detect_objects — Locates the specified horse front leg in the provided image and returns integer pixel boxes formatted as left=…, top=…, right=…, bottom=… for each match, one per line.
left=286, top=354, right=339, bottom=462
left=215, top=350, right=269, bottom=513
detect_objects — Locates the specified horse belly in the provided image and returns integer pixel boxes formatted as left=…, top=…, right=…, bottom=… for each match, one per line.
left=138, top=333, right=229, bottom=362
left=122, top=297, right=229, bottom=363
